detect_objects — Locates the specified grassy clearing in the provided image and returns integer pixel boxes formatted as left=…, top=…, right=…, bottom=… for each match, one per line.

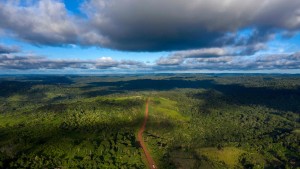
left=144, top=97, right=192, bottom=168
left=151, top=97, right=189, bottom=122
left=198, top=147, right=245, bottom=167
left=292, top=129, right=300, bottom=135
left=7, top=94, right=30, bottom=102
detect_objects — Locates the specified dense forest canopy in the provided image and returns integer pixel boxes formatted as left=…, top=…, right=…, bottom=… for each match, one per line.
left=0, top=74, right=299, bottom=169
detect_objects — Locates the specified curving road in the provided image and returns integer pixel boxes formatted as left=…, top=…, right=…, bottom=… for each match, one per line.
left=138, top=98, right=157, bottom=169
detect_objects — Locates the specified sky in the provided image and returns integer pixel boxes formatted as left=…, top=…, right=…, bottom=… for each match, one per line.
left=0, top=0, right=300, bottom=74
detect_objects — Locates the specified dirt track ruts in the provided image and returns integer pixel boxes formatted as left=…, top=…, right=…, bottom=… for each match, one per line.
left=138, top=98, right=157, bottom=169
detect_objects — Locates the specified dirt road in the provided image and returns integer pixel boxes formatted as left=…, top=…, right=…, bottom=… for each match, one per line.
left=138, top=98, right=157, bottom=169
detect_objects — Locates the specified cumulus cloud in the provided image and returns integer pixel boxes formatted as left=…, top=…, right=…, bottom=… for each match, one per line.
left=1, top=51, right=300, bottom=71
left=154, top=52, right=300, bottom=71
left=0, top=54, right=145, bottom=70
left=95, top=57, right=119, bottom=68
left=0, top=44, right=20, bottom=54
left=156, top=56, right=184, bottom=66
left=0, top=0, right=299, bottom=51
left=0, top=54, right=90, bottom=69
left=0, top=0, right=81, bottom=46
left=156, top=44, right=267, bottom=66
left=157, top=48, right=231, bottom=65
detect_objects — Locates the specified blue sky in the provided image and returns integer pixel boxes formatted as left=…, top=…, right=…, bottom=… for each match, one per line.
left=1, top=37, right=166, bottom=62
left=63, top=0, right=84, bottom=14
left=0, top=0, right=300, bottom=74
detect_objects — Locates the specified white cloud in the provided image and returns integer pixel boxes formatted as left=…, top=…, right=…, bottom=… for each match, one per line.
left=0, top=54, right=146, bottom=70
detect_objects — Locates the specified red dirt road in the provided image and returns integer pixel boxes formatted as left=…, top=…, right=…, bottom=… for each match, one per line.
left=138, top=98, right=157, bottom=169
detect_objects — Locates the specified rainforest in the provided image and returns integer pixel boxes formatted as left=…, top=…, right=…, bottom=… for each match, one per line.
left=0, top=74, right=299, bottom=169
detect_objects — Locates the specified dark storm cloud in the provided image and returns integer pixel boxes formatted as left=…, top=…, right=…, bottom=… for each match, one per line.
left=0, top=44, right=20, bottom=54
left=82, top=0, right=300, bottom=51
left=0, top=0, right=300, bottom=51
left=0, top=54, right=145, bottom=70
